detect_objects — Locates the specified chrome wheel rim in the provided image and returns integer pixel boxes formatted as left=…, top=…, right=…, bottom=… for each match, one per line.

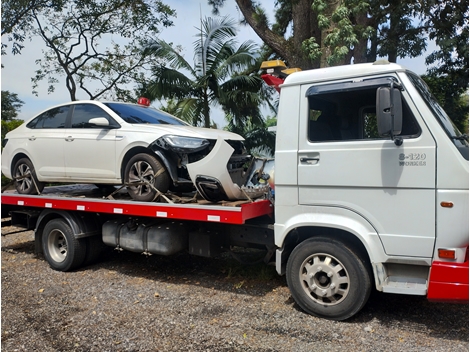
left=15, top=163, right=33, bottom=192
left=299, top=253, right=350, bottom=305
left=128, top=160, right=155, bottom=196
left=47, top=229, right=68, bottom=263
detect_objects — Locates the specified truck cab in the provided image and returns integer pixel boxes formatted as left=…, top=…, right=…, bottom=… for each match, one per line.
left=269, top=60, right=468, bottom=320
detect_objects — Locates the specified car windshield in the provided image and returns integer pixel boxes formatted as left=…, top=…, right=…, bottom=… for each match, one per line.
left=104, top=103, right=189, bottom=126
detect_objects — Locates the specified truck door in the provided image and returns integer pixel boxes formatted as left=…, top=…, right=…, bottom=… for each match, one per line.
left=297, top=78, right=437, bottom=257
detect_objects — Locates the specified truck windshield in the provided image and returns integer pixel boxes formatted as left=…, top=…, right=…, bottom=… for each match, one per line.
left=406, top=73, right=468, bottom=160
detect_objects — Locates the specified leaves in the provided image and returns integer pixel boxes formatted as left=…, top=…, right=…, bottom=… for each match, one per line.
left=143, top=16, right=261, bottom=128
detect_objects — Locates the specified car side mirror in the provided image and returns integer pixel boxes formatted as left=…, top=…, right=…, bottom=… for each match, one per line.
left=376, top=87, right=403, bottom=140
left=89, top=117, right=110, bottom=127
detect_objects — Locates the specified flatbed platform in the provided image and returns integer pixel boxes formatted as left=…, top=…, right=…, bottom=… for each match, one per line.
left=1, top=185, right=274, bottom=225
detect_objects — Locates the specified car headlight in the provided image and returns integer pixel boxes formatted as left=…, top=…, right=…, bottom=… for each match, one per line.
left=160, top=135, right=210, bottom=153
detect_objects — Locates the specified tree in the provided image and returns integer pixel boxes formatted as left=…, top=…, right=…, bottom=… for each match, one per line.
left=143, top=16, right=263, bottom=128
left=209, top=0, right=429, bottom=69
left=2, top=0, right=175, bottom=101
left=423, top=0, right=469, bottom=91
left=422, top=75, right=469, bottom=134
left=1, top=91, right=24, bottom=159
left=1, top=91, right=24, bottom=121
left=224, top=115, right=276, bottom=156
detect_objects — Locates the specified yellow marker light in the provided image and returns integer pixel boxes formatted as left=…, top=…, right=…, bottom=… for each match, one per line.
left=260, top=60, right=287, bottom=69
left=282, top=68, right=302, bottom=75
left=438, top=248, right=456, bottom=259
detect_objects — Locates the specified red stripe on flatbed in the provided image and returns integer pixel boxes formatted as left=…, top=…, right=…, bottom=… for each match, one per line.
left=1, top=193, right=273, bottom=225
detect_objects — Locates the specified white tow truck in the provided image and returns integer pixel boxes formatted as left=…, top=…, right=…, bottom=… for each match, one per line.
left=2, top=60, right=468, bottom=320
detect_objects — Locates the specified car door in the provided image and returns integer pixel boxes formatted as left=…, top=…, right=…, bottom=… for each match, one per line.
left=24, top=105, right=69, bottom=178
left=297, top=77, right=437, bottom=258
left=64, top=103, right=118, bottom=181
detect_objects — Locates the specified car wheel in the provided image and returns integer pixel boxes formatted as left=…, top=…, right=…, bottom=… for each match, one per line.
left=124, top=153, right=170, bottom=202
left=13, top=158, right=45, bottom=195
left=42, top=218, right=87, bottom=271
left=286, top=237, right=371, bottom=321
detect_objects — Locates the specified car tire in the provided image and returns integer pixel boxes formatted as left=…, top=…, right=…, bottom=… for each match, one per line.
left=42, top=218, right=87, bottom=272
left=13, top=158, right=45, bottom=195
left=124, top=153, right=170, bottom=202
left=286, top=237, right=371, bottom=321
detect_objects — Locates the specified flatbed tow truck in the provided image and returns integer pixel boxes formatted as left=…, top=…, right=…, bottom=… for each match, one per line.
left=2, top=59, right=468, bottom=321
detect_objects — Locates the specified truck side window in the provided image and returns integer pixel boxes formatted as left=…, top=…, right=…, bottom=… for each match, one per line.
left=307, top=86, right=420, bottom=142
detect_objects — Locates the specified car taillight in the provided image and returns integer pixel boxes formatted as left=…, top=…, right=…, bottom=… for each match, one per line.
left=2, top=139, right=8, bottom=148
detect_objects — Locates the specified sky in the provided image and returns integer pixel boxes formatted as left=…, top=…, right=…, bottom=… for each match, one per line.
left=1, top=0, right=433, bottom=126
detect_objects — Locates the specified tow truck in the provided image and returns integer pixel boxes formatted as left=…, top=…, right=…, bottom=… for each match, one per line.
left=2, top=59, right=468, bottom=320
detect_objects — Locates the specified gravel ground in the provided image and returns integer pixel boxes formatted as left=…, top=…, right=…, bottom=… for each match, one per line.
left=1, top=227, right=468, bottom=352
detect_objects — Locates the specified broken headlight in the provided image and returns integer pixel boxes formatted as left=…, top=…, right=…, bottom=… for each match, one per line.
left=158, top=135, right=210, bottom=153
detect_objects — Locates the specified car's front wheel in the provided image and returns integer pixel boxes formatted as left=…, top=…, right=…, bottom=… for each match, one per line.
left=124, top=153, right=170, bottom=202
left=13, top=158, right=45, bottom=195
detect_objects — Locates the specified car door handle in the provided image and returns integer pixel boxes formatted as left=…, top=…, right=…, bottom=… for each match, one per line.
left=28, top=136, right=36, bottom=141
left=300, top=157, right=320, bottom=164
left=65, top=136, right=74, bottom=142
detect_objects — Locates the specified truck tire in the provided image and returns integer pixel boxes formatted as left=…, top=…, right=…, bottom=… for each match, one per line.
left=286, top=237, right=371, bottom=321
left=124, top=153, right=170, bottom=202
left=42, top=219, right=86, bottom=271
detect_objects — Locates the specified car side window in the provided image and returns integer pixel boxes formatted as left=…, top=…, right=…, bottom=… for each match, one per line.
left=71, top=104, right=116, bottom=128
left=26, top=106, right=69, bottom=129
left=307, top=85, right=420, bottom=142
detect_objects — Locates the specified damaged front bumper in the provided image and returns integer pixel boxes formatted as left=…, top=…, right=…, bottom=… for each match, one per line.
left=187, top=138, right=274, bottom=202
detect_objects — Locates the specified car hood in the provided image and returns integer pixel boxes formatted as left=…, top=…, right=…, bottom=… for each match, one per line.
left=124, top=124, right=244, bottom=141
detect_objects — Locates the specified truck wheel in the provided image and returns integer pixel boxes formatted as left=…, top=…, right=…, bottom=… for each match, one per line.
left=42, top=219, right=86, bottom=271
left=13, top=158, right=45, bottom=195
left=124, top=153, right=170, bottom=202
left=286, top=237, right=371, bottom=321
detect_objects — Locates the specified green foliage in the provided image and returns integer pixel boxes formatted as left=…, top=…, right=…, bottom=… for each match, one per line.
left=1, top=90, right=24, bottom=186
left=422, top=74, right=469, bottom=134
left=143, top=16, right=263, bottom=128
left=1, top=120, right=23, bottom=142
left=224, top=116, right=276, bottom=157
left=207, top=0, right=466, bottom=87
left=1, top=91, right=24, bottom=121
left=423, top=0, right=468, bottom=93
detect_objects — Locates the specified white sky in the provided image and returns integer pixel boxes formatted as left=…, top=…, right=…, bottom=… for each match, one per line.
left=1, top=0, right=432, bottom=126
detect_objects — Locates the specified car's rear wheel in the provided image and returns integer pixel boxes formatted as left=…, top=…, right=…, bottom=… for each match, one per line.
left=13, top=158, right=45, bottom=195
left=124, top=153, right=170, bottom=202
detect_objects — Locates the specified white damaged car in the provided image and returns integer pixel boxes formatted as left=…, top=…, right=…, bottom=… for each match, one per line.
left=1, top=100, right=249, bottom=201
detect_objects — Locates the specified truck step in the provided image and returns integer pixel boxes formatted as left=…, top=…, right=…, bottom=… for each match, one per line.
left=382, top=276, right=427, bottom=295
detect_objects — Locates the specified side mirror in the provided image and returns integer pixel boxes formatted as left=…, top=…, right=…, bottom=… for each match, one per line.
left=89, top=117, right=110, bottom=127
left=376, top=87, right=403, bottom=137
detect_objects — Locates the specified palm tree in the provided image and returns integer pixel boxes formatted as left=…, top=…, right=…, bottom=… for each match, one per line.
left=143, top=16, right=263, bottom=128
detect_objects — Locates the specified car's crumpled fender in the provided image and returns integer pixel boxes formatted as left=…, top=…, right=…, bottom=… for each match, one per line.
left=186, top=137, right=244, bottom=200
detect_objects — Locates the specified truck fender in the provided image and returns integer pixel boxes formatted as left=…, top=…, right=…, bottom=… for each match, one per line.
left=34, top=210, right=101, bottom=255
left=274, top=205, right=387, bottom=274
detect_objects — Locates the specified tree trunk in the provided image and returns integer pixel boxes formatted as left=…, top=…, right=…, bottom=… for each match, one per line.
left=235, top=0, right=319, bottom=69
